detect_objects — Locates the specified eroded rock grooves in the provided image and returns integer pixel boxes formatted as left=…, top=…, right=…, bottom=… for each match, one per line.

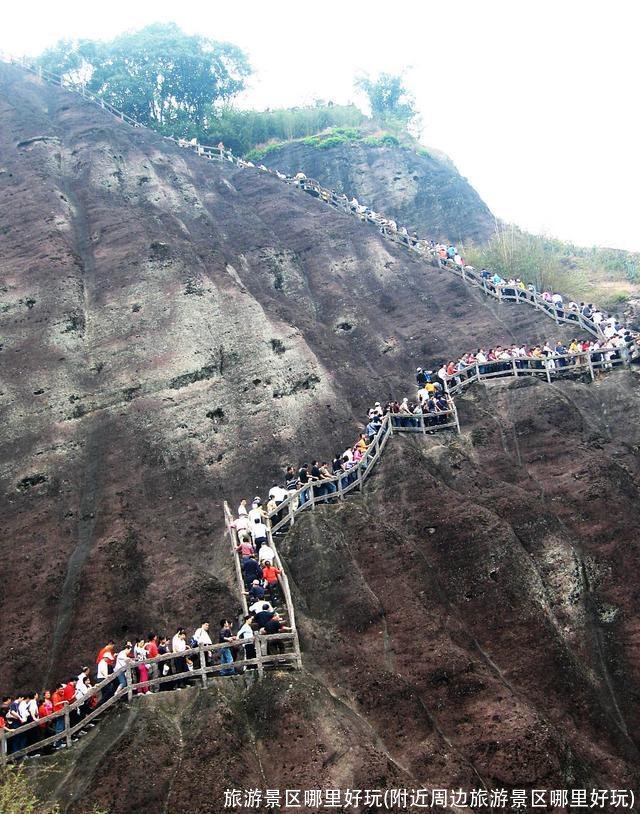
left=1, top=64, right=640, bottom=811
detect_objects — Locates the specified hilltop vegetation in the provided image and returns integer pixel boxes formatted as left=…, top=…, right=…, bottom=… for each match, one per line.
left=34, top=25, right=417, bottom=158
left=33, top=25, right=639, bottom=305
left=465, top=226, right=640, bottom=312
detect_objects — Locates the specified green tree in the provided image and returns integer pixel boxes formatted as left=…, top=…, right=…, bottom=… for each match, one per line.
left=354, top=72, right=419, bottom=132
left=36, top=23, right=251, bottom=129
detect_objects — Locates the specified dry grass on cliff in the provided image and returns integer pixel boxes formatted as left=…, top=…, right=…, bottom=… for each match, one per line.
left=0, top=765, right=108, bottom=814
left=465, top=224, right=640, bottom=310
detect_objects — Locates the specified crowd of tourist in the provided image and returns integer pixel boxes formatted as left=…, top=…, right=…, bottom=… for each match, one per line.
left=0, top=613, right=292, bottom=757
left=230, top=389, right=457, bottom=543
left=433, top=331, right=638, bottom=390
left=167, top=145, right=636, bottom=364
left=259, top=170, right=633, bottom=346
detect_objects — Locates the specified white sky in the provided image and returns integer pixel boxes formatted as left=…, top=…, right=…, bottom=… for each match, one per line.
left=2, top=0, right=639, bottom=251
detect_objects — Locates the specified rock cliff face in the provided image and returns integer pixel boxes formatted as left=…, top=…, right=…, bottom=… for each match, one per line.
left=260, top=140, right=494, bottom=244
left=2, top=63, right=640, bottom=811
left=25, top=374, right=640, bottom=813
left=0, top=63, right=562, bottom=694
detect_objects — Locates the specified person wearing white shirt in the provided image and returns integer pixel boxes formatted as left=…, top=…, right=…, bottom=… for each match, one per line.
left=268, top=485, right=288, bottom=525
left=233, top=514, right=251, bottom=543
left=251, top=518, right=268, bottom=547
left=193, top=623, right=212, bottom=646
left=236, top=614, right=256, bottom=668
left=74, top=677, right=93, bottom=723
left=268, top=485, right=288, bottom=503
left=171, top=628, right=188, bottom=688
left=258, top=543, right=275, bottom=563
left=249, top=599, right=274, bottom=615
left=26, top=693, right=39, bottom=724
left=97, top=656, right=111, bottom=682
left=193, top=622, right=213, bottom=668
left=115, top=645, right=133, bottom=692
left=77, top=666, right=91, bottom=686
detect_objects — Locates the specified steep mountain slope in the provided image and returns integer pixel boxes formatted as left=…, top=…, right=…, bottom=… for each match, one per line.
left=24, top=373, right=640, bottom=813
left=259, top=139, right=494, bottom=244
left=0, top=63, right=569, bottom=693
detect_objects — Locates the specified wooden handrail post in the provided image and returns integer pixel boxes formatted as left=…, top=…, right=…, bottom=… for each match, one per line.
left=256, top=634, right=264, bottom=680
left=288, top=495, right=295, bottom=526
left=587, top=352, right=595, bottom=381
left=421, top=412, right=427, bottom=435
left=126, top=666, right=133, bottom=702
left=0, top=730, right=7, bottom=765
left=199, top=644, right=208, bottom=687
left=293, top=631, right=303, bottom=670
left=544, top=358, right=552, bottom=384
left=64, top=703, right=72, bottom=747
left=512, top=357, right=518, bottom=377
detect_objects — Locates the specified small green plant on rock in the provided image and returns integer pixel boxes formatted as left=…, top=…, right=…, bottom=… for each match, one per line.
left=0, top=766, right=59, bottom=813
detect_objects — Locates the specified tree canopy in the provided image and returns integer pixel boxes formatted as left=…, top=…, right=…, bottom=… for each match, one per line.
left=354, top=72, right=419, bottom=133
left=36, top=23, right=251, bottom=129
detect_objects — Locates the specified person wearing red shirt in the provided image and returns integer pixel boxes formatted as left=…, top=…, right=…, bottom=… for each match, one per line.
left=51, top=683, right=67, bottom=749
left=63, top=680, right=76, bottom=704
left=145, top=634, right=160, bottom=692
left=262, top=562, right=282, bottom=604
left=38, top=690, right=53, bottom=739
left=96, top=641, right=116, bottom=665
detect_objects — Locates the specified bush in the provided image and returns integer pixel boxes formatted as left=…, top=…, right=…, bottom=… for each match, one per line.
left=464, top=226, right=589, bottom=296
left=605, top=291, right=629, bottom=305
left=0, top=766, right=59, bottom=813
left=362, top=133, right=400, bottom=147
left=465, top=225, right=640, bottom=303
left=203, top=104, right=364, bottom=156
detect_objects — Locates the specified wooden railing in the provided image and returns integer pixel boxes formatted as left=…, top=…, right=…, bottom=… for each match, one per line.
left=227, top=334, right=638, bottom=545
left=2, top=55, right=631, bottom=346
left=441, top=342, right=639, bottom=397
left=0, top=633, right=295, bottom=764
left=224, top=407, right=459, bottom=543
left=223, top=502, right=303, bottom=671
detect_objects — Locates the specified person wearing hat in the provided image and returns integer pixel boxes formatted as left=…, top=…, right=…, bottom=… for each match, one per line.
left=248, top=499, right=265, bottom=524
left=247, top=579, right=266, bottom=603
left=398, top=396, right=413, bottom=428
left=416, top=368, right=428, bottom=387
